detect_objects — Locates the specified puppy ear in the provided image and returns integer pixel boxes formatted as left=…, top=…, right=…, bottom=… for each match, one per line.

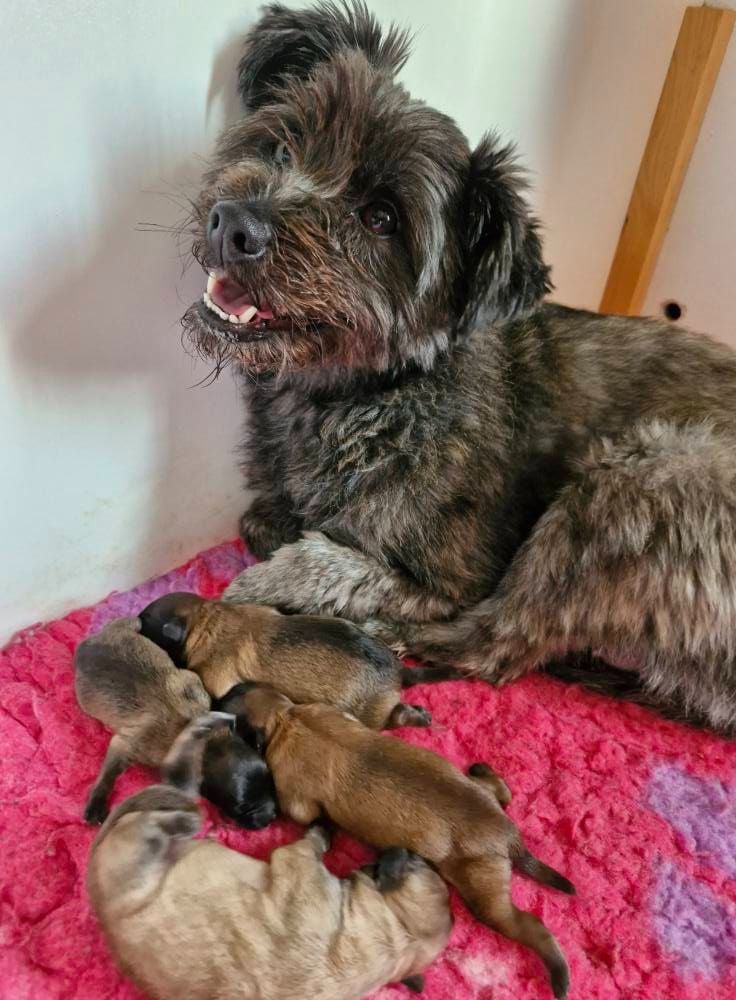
left=161, top=620, right=186, bottom=644
left=459, top=134, right=552, bottom=328
left=238, top=1, right=412, bottom=109
left=238, top=720, right=268, bottom=754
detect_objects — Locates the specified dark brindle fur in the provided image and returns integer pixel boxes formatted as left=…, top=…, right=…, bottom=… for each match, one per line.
left=181, top=1, right=736, bottom=735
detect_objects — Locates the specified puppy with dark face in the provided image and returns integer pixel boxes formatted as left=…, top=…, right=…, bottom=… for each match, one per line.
left=139, top=591, right=458, bottom=728
left=88, top=712, right=452, bottom=1000
left=74, top=616, right=277, bottom=828
left=179, top=1, right=736, bottom=735
left=234, top=683, right=575, bottom=999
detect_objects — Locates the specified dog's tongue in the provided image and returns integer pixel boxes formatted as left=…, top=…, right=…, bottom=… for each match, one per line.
left=207, top=272, right=274, bottom=321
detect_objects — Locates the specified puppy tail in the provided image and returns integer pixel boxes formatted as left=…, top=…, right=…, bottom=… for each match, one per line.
left=163, top=712, right=235, bottom=796
left=444, top=855, right=571, bottom=999
left=513, top=849, right=575, bottom=895
left=400, top=665, right=463, bottom=687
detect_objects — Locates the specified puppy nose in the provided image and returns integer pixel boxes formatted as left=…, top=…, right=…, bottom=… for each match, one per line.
left=207, top=199, right=272, bottom=264
left=246, top=802, right=277, bottom=829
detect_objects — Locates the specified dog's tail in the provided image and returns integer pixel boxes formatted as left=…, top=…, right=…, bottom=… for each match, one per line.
left=542, top=652, right=728, bottom=733
left=512, top=848, right=575, bottom=895
left=163, top=712, right=236, bottom=797
left=443, top=854, right=571, bottom=999
left=400, top=664, right=463, bottom=687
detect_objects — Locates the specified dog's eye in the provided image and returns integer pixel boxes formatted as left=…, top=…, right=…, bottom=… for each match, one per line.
left=273, top=141, right=292, bottom=166
left=359, top=201, right=398, bottom=237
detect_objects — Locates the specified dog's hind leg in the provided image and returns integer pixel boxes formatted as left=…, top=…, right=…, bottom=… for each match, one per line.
left=83, top=734, right=130, bottom=824
left=403, top=422, right=736, bottom=734
left=467, top=762, right=512, bottom=807
left=384, top=703, right=432, bottom=728
left=162, top=712, right=236, bottom=796
left=441, top=855, right=570, bottom=998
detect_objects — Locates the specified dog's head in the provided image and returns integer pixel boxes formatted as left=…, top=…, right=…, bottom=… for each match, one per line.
left=184, top=1, right=551, bottom=377
left=201, top=727, right=279, bottom=829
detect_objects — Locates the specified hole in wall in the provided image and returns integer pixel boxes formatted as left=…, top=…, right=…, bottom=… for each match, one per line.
left=662, top=300, right=684, bottom=322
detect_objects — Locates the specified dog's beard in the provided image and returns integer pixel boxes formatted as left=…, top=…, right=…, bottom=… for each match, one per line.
left=181, top=202, right=404, bottom=379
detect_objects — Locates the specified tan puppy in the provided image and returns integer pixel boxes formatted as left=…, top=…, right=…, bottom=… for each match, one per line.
left=74, top=617, right=277, bottom=829
left=139, top=592, right=458, bottom=728
left=235, top=685, right=575, bottom=999
left=87, top=713, right=452, bottom=1000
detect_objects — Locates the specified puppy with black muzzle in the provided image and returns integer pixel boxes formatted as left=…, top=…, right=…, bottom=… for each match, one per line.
left=74, top=616, right=277, bottom=829
left=139, top=591, right=458, bottom=729
left=87, top=712, right=452, bottom=1000
left=233, top=683, right=575, bottom=999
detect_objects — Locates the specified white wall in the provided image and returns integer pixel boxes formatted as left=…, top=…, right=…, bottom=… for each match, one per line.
left=644, top=24, right=736, bottom=348
left=0, top=0, right=690, bottom=640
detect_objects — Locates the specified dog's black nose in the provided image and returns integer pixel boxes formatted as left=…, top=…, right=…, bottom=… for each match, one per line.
left=207, top=200, right=272, bottom=264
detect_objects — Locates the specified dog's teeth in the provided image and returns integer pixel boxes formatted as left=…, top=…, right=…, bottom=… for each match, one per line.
left=201, top=287, right=260, bottom=326
left=207, top=273, right=217, bottom=295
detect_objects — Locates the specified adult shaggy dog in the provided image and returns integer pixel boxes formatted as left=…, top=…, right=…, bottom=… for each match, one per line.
left=182, top=1, right=736, bottom=735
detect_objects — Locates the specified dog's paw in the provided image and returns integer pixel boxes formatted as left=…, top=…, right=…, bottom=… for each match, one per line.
left=239, top=504, right=301, bottom=560
left=407, top=704, right=431, bottom=727
left=400, top=974, right=425, bottom=993
left=385, top=703, right=432, bottom=729
left=185, top=711, right=236, bottom=742
left=83, top=795, right=110, bottom=826
left=375, top=847, right=422, bottom=892
left=306, top=824, right=331, bottom=853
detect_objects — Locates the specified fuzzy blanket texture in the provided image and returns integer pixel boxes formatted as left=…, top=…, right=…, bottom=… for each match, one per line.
left=1, top=539, right=735, bottom=1000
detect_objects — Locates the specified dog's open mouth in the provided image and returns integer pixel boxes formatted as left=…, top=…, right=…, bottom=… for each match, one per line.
left=200, top=269, right=294, bottom=339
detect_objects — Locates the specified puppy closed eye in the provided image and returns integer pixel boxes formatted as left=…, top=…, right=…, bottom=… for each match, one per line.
left=359, top=200, right=398, bottom=237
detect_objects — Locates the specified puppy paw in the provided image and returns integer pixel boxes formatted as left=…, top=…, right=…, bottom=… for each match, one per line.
left=468, top=763, right=512, bottom=806
left=154, top=809, right=201, bottom=839
left=407, top=704, right=431, bottom=727
left=306, top=824, right=331, bottom=854
left=83, top=796, right=109, bottom=826
left=375, top=847, right=421, bottom=892
left=181, top=711, right=236, bottom=746
left=401, top=974, right=425, bottom=993
left=385, top=703, right=431, bottom=728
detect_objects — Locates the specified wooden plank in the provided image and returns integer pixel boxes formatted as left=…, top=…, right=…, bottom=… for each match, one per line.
left=599, top=5, right=735, bottom=316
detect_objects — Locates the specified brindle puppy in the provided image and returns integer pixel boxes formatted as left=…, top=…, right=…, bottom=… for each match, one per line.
left=139, top=591, right=457, bottom=729
left=87, top=712, right=452, bottom=1000
left=74, top=616, right=277, bottom=828
left=179, top=2, right=736, bottom=734
left=235, top=683, right=575, bottom=999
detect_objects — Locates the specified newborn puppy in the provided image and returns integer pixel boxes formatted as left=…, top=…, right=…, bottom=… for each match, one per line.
left=88, top=712, right=452, bottom=1000
left=74, top=616, right=277, bottom=828
left=139, top=592, right=457, bottom=729
left=236, top=684, right=575, bottom=999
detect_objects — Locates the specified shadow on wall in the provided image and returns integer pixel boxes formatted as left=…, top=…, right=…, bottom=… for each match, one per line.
left=10, top=37, right=250, bottom=593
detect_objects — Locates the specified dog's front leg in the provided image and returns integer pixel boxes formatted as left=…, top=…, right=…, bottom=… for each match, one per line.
left=239, top=493, right=303, bottom=560
left=223, top=531, right=456, bottom=622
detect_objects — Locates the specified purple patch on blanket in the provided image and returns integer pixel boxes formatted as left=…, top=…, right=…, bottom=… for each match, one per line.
left=648, top=764, right=736, bottom=878
left=87, top=540, right=255, bottom=634
left=651, top=861, right=736, bottom=978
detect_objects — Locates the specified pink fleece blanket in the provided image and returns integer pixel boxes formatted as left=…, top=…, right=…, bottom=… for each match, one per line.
left=1, top=539, right=735, bottom=1000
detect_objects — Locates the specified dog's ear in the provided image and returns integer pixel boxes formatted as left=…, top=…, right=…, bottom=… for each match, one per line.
left=458, top=134, right=552, bottom=329
left=161, top=620, right=186, bottom=644
left=238, top=1, right=412, bottom=109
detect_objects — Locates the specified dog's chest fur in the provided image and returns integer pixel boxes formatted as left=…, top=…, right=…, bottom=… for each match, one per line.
left=241, top=301, right=736, bottom=603
left=244, top=313, right=581, bottom=598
